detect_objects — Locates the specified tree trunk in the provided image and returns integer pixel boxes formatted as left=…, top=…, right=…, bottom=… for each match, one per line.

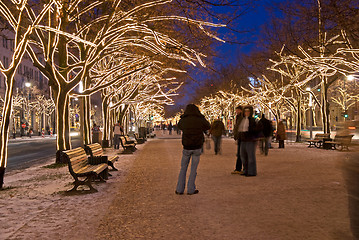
left=321, top=79, right=331, bottom=134
left=0, top=72, right=15, bottom=188
left=81, top=95, right=91, bottom=146
left=64, top=101, right=71, bottom=150
left=101, top=96, right=110, bottom=148
left=110, top=109, right=115, bottom=144
left=296, top=97, right=302, bottom=142
left=119, top=105, right=129, bottom=127
left=55, top=91, right=70, bottom=163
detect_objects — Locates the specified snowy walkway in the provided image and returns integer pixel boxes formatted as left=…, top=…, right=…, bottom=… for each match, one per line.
left=96, top=137, right=353, bottom=240
left=0, top=136, right=355, bottom=239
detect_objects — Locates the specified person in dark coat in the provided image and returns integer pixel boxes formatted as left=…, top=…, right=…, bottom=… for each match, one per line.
left=276, top=120, right=286, bottom=148
left=168, top=122, right=173, bottom=135
left=238, top=106, right=258, bottom=176
left=259, top=114, right=273, bottom=156
left=176, top=104, right=210, bottom=195
left=232, top=106, right=243, bottom=174
left=209, top=117, right=225, bottom=155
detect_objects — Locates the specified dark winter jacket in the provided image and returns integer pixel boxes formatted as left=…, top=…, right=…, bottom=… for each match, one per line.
left=178, top=104, right=211, bottom=150
left=233, top=114, right=243, bottom=141
left=259, top=117, right=273, bottom=138
left=209, top=120, right=225, bottom=137
left=276, top=121, right=287, bottom=140
left=238, top=117, right=258, bottom=142
left=238, top=106, right=258, bottom=142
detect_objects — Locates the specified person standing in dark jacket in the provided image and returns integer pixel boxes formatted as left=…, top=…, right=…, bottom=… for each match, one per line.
left=232, top=106, right=243, bottom=174
left=238, top=106, right=258, bottom=176
left=209, top=117, right=225, bottom=155
left=168, top=122, right=173, bottom=135
left=259, top=114, right=273, bottom=156
left=176, top=104, right=210, bottom=195
left=276, top=120, right=286, bottom=148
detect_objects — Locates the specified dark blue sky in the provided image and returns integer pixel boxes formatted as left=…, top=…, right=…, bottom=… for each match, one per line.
left=167, top=0, right=287, bottom=114
left=216, top=0, right=286, bottom=64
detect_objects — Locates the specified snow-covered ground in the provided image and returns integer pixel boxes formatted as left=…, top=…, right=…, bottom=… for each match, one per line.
left=0, top=135, right=356, bottom=239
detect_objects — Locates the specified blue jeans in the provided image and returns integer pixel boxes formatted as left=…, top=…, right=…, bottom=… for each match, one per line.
left=260, top=137, right=270, bottom=155
left=236, top=140, right=242, bottom=171
left=240, top=141, right=257, bottom=176
left=176, top=148, right=202, bottom=194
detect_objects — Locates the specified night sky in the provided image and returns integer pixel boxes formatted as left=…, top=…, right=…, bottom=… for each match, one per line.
left=167, top=0, right=287, bottom=114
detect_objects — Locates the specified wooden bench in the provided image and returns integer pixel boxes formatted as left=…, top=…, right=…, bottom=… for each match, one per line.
left=124, top=135, right=137, bottom=146
left=134, top=133, right=146, bottom=144
left=62, top=147, right=108, bottom=192
left=325, top=135, right=354, bottom=151
left=119, top=136, right=136, bottom=154
left=84, top=143, right=118, bottom=171
left=307, top=133, right=330, bottom=148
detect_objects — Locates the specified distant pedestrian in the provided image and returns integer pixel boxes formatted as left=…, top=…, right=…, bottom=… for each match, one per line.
left=113, top=121, right=124, bottom=149
left=176, top=121, right=181, bottom=135
left=176, top=104, right=210, bottom=195
left=28, top=128, right=33, bottom=138
left=238, top=106, right=258, bottom=177
left=92, top=123, right=102, bottom=143
left=209, top=117, right=225, bottom=155
left=92, top=123, right=101, bottom=133
left=276, top=120, right=286, bottom=148
left=231, top=106, right=243, bottom=174
left=259, top=114, right=273, bottom=156
left=168, top=122, right=173, bottom=135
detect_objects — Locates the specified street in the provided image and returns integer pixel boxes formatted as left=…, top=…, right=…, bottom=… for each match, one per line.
left=7, top=136, right=81, bottom=171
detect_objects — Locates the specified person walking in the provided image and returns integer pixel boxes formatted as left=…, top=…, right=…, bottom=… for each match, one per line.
left=176, top=104, right=210, bottom=195
left=113, top=121, right=124, bottom=149
left=231, top=106, right=243, bottom=174
left=168, top=122, right=173, bottom=135
left=92, top=123, right=102, bottom=144
left=238, top=106, right=258, bottom=177
left=276, top=120, right=286, bottom=148
left=259, top=114, right=273, bottom=156
left=209, top=117, right=225, bottom=155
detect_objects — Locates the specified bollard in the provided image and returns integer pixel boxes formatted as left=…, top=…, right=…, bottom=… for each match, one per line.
left=50, top=128, right=53, bottom=137
left=42, top=128, right=45, bottom=138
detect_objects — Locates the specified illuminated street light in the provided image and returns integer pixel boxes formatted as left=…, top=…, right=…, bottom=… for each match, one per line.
left=347, top=75, right=355, bottom=81
left=78, top=81, right=84, bottom=93
left=25, top=82, right=31, bottom=88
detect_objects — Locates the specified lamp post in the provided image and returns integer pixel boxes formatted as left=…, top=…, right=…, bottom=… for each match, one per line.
left=306, top=87, right=313, bottom=140
left=24, top=81, right=31, bottom=136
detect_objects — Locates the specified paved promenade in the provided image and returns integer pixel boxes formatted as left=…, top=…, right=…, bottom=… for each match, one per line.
left=96, top=135, right=353, bottom=239
left=1, top=133, right=355, bottom=239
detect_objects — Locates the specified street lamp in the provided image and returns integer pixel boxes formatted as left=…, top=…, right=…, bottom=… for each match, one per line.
left=306, top=87, right=313, bottom=140
left=347, top=75, right=355, bottom=81
left=78, top=81, right=84, bottom=93
left=343, top=75, right=357, bottom=121
left=24, top=81, right=32, bottom=136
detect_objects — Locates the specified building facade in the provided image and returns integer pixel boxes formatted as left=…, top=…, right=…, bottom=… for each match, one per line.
left=0, top=27, right=52, bottom=136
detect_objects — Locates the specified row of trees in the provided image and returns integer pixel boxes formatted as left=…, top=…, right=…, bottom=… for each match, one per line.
left=193, top=0, right=359, bottom=141
left=0, top=0, right=245, bottom=188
